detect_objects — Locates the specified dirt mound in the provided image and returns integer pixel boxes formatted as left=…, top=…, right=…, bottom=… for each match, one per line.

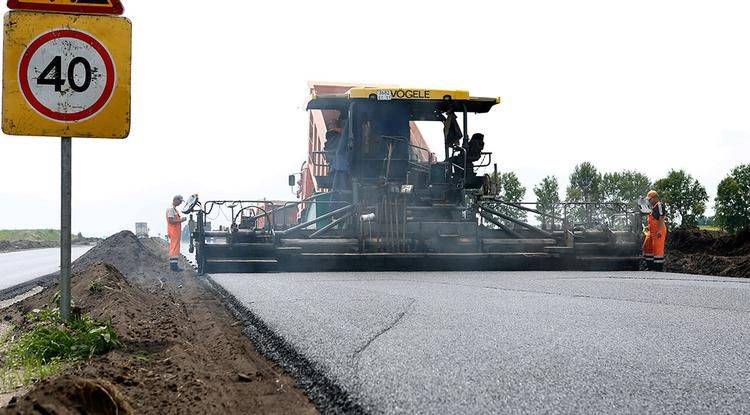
left=1, top=231, right=316, bottom=414
left=4, top=376, right=133, bottom=415
left=668, top=227, right=750, bottom=255
left=667, top=251, right=750, bottom=278
left=6, top=262, right=160, bottom=346
left=70, top=231, right=175, bottom=285
left=666, top=227, right=750, bottom=278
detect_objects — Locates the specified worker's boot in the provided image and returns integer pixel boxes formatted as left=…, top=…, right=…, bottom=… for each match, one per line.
left=170, top=262, right=182, bottom=272
left=654, top=262, right=664, bottom=272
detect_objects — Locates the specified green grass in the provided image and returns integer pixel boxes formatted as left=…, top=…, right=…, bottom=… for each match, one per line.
left=0, top=325, right=11, bottom=344
left=133, top=353, right=151, bottom=364
left=0, top=229, right=60, bottom=242
left=0, top=324, right=54, bottom=392
left=0, top=361, right=67, bottom=392
left=89, top=278, right=106, bottom=293
left=0, top=307, right=121, bottom=392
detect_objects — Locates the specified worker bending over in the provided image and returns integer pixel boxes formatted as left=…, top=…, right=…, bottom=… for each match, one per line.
left=642, top=190, right=667, bottom=271
left=166, top=195, right=187, bottom=272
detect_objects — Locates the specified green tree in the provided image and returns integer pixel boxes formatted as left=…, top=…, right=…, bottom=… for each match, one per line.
left=715, top=164, right=750, bottom=234
left=600, top=170, right=651, bottom=229
left=601, top=170, right=651, bottom=204
left=653, top=169, right=708, bottom=228
left=488, top=171, right=527, bottom=222
left=696, top=215, right=717, bottom=228
left=566, top=162, right=602, bottom=224
left=566, top=162, right=602, bottom=202
left=534, top=176, right=561, bottom=229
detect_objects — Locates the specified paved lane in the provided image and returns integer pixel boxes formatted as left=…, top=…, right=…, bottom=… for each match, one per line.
left=213, top=271, right=750, bottom=414
left=0, top=246, right=91, bottom=291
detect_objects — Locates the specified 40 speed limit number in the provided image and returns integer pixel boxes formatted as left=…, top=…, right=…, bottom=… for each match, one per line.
left=20, top=30, right=115, bottom=122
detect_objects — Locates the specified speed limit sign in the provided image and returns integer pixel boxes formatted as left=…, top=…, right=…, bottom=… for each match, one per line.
left=20, top=29, right=116, bottom=122
left=3, top=11, right=131, bottom=138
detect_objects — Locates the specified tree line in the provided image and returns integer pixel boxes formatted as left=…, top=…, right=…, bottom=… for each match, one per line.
left=489, top=162, right=750, bottom=234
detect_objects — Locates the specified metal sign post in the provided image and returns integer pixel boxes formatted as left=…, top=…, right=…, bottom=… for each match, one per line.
left=60, top=137, right=72, bottom=320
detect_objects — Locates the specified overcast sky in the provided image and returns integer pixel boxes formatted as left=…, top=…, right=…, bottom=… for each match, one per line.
left=1, top=1, right=749, bottom=237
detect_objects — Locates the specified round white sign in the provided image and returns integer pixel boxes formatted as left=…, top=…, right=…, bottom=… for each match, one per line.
left=19, top=29, right=115, bottom=122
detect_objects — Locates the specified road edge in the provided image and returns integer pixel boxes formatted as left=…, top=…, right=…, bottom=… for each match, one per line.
left=202, top=275, right=365, bottom=415
left=0, top=244, right=98, bottom=302
left=0, top=272, right=56, bottom=302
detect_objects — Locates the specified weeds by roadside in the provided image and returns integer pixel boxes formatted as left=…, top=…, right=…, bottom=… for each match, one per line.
left=0, top=305, right=120, bottom=392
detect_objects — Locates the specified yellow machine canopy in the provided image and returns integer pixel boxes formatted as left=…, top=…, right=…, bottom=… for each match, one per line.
left=307, top=86, right=501, bottom=121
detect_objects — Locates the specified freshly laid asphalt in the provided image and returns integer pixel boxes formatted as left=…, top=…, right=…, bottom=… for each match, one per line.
left=212, top=271, right=750, bottom=414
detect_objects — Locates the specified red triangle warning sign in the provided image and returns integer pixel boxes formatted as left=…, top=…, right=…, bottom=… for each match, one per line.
left=7, top=0, right=124, bottom=15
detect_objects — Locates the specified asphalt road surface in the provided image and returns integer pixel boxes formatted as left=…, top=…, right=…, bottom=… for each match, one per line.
left=0, top=246, right=91, bottom=291
left=213, top=271, right=750, bottom=414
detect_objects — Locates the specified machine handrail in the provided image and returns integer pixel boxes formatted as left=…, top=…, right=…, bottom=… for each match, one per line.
left=475, top=152, right=493, bottom=168
left=310, top=150, right=329, bottom=168
left=406, top=141, right=436, bottom=163
left=449, top=146, right=468, bottom=184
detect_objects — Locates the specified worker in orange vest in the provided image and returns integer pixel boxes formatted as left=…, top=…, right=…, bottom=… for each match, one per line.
left=166, top=195, right=187, bottom=271
left=642, top=190, right=667, bottom=271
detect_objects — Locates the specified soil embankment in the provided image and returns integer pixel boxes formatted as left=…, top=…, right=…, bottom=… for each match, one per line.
left=0, top=235, right=99, bottom=254
left=666, top=228, right=750, bottom=278
left=0, top=240, right=58, bottom=253
left=0, top=231, right=316, bottom=414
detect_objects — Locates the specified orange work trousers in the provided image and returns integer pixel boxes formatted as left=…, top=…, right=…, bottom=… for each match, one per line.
left=642, top=219, right=666, bottom=265
left=167, top=212, right=181, bottom=261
